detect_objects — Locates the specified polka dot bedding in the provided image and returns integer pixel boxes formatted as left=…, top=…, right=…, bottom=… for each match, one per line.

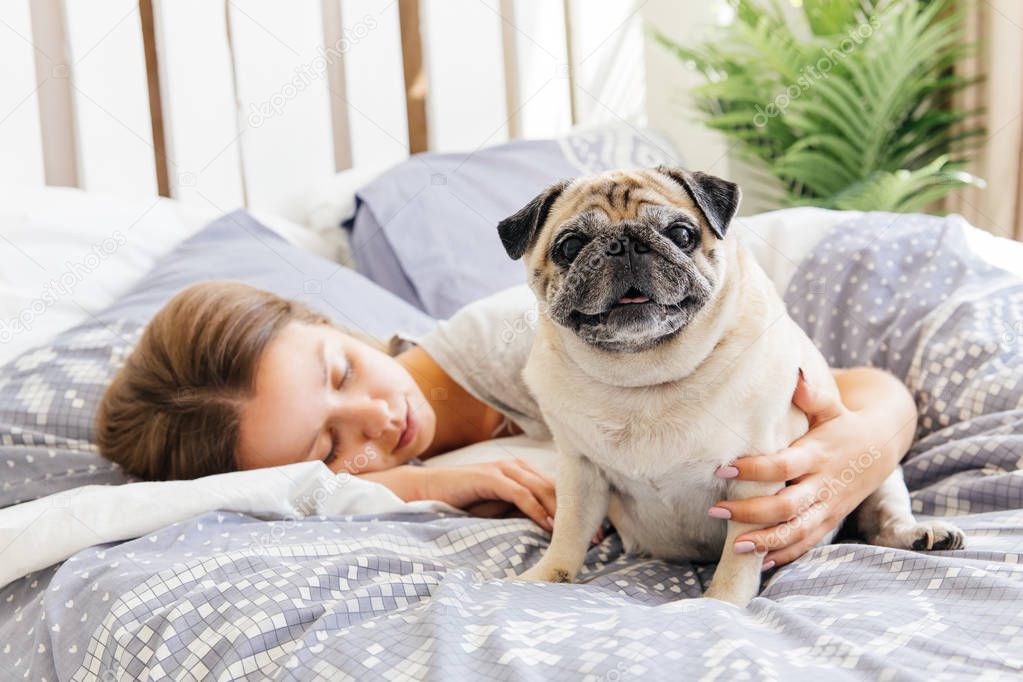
left=3, top=211, right=1023, bottom=680
left=787, top=212, right=1023, bottom=518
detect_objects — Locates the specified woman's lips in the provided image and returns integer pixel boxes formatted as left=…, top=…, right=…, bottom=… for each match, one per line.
left=396, top=397, right=417, bottom=452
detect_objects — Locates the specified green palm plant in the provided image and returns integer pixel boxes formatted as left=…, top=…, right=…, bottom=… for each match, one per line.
left=652, top=0, right=986, bottom=212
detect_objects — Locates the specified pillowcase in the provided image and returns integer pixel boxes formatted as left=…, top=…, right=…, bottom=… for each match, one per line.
left=0, top=210, right=437, bottom=508
left=0, top=186, right=348, bottom=369
left=345, top=125, right=684, bottom=318
left=0, top=185, right=215, bottom=368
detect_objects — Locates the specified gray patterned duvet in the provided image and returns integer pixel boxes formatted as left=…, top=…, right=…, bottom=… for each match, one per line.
left=3, top=211, right=1023, bottom=681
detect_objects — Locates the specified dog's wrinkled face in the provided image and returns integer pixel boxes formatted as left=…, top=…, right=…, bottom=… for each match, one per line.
left=497, top=166, right=741, bottom=353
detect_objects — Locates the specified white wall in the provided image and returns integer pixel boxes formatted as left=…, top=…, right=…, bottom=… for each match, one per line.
left=640, top=0, right=786, bottom=215
left=640, top=1, right=731, bottom=176
left=0, top=1, right=45, bottom=187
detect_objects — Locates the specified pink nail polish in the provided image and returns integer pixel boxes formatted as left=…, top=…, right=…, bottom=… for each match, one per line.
left=734, top=540, right=756, bottom=554
left=707, top=506, right=731, bottom=520
left=715, top=465, right=739, bottom=479
left=761, top=560, right=776, bottom=572
left=546, top=515, right=554, bottom=529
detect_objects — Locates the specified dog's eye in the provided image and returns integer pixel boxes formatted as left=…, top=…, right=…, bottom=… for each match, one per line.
left=667, top=222, right=698, bottom=251
left=555, top=235, right=585, bottom=264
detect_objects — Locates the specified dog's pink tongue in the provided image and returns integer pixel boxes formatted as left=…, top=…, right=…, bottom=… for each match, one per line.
left=618, top=295, right=650, bottom=304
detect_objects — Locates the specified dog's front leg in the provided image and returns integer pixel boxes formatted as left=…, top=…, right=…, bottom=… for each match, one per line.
left=704, top=479, right=783, bottom=607
left=513, top=451, right=609, bottom=583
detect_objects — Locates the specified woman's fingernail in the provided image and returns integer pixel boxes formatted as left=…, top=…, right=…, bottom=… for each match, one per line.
left=715, top=465, right=739, bottom=479
left=546, top=515, right=555, bottom=529
left=734, top=540, right=756, bottom=554
left=798, top=367, right=808, bottom=385
left=708, top=506, right=731, bottom=520
left=761, top=560, right=776, bottom=572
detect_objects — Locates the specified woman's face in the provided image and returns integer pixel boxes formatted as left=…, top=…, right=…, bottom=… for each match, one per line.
left=236, top=321, right=436, bottom=474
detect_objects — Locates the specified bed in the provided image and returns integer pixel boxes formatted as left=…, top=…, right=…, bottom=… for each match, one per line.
left=3, top=3, right=1023, bottom=680
left=3, top=174, right=1023, bottom=679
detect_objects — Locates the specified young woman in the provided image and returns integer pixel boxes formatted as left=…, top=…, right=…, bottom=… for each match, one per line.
left=95, top=280, right=919, bottom=569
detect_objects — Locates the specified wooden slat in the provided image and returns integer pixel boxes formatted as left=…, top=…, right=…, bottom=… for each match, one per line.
left=398, top=0, right=428, bottom=153
left=500, top=0, right=572, bottom=139
left=28, top=0, right=78, bottom=187
left=562, top=0, right=645, bottom=128
left=63, top=0, right=157, bottom=197
left=156, top=0, right=245, bottom=208
left=139, top=0, right=170, bottom=197
left=223, top=0, right=249, bottom=208
left=562, top=0, right=578, bottom=127
left=340, top=0, right=409, bottom=169
left=499, top=0, right=521, bottom=139
left=423, top=0, right=507, bottom=151
left=223, top=0, right=335, bottom=220
left=320, top=0, right=353, bottom=170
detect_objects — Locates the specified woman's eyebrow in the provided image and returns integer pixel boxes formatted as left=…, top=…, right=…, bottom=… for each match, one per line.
left=302, top=339, right=328, bottom=459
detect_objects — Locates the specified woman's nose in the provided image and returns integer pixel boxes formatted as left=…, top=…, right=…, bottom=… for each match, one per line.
left=350, top=397, right=398, bottom=439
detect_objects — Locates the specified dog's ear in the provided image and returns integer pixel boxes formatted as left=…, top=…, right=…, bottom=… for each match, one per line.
left=655, top=166, right=740, bottom=240
left=497, top=180, right=570, bottom=260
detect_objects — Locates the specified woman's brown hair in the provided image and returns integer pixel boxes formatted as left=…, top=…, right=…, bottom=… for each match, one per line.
left=94, top=280, right=392, bottom=481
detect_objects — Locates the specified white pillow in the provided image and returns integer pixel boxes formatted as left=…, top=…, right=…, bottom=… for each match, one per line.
left=301, top=163, right=395, bottom=270
left=0, top=185, right=340, bottom=367
left=959, top=216, right=1023, bottom=278
left=734, top=207, right=1023, bottom=295
left=733, top=206, right=863, bottom=296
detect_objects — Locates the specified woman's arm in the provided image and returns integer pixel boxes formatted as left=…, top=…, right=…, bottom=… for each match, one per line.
left=359, top=459, right=557, bottom=532
left=831, top=366, right=917, bottom=462
left=709, top=366, right=918, bottom=569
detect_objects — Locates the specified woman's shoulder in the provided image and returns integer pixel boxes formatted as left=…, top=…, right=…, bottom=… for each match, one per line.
left=447, top=283, right=538, bottom=330
left=389, top=283, right=538, bottom=358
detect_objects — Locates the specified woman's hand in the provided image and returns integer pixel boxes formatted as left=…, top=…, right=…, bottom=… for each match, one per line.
left=418, top=459, right=557, bottom=532
left=708, top=367, right=918, bottom=570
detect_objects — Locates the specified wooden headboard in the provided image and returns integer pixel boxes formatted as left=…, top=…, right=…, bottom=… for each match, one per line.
left=1, top=0, right=645, bottom=220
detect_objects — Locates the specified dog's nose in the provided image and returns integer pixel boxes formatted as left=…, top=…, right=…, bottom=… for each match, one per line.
left=606, top=235, right=650, bottom=257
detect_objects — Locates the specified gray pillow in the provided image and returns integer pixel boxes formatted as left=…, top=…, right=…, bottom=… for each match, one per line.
left=0, top=210, right=437, bottom=508
left=346, top=126, right=684, bottom=318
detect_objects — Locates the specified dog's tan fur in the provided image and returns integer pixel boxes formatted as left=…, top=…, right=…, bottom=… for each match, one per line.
left=501, top=167, right=965, bottom=607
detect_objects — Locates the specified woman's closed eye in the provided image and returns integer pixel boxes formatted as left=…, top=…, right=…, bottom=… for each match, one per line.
left=322, top=354, right=350, bottom=466
left=324, top=428, right=341, bottom=465
left=333, top=357, right=351, bottom=390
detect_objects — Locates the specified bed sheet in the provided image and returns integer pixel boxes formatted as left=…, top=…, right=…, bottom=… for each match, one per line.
left=5, top=509, right=1019, bottom=680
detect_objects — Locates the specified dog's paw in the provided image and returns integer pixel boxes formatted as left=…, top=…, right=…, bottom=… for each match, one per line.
left=869, top=520, right=966, bottom=552
left=909, top=520, right=966, bottom=551
left=511, top=565, right=575, bottom=584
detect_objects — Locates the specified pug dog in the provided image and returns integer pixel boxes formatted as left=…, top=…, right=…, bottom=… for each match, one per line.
left=498, top=166, right=965, bottom=607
